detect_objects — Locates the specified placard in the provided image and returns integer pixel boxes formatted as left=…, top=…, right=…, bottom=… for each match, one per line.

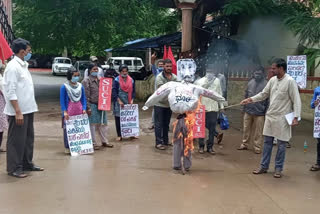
left=287, top=55, right=307, bottom=89
left=66, top=114, right=94, bottom=156
left=193, top=105, right=206, bottom=138
left=120, top=104, right=140, bottom=138
left=98, top=78, right=113, bottom=111
left=314, top=96, right=320, bottom=138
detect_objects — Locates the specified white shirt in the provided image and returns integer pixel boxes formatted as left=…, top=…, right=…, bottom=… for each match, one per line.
left=3, top=56, right=38, bottom=116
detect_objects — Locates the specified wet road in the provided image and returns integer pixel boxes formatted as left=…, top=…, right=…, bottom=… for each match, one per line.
left=0, top=71, right=319, bottom=214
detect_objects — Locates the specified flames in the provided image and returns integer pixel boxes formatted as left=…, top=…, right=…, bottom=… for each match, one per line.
left=172, top=98, right=202, bottom=156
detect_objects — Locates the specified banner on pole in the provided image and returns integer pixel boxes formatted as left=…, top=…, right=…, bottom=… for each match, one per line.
left=287, top=55, right=307, bottom=89
left=98, top=78, right=113, bottom=111
left=193, top=105, right=206, bottom=139
left=66, top=114, right=94, bottom=156
left=314, top=96, right=320, bottom=138
left=120, top=104, right=140, bottom=138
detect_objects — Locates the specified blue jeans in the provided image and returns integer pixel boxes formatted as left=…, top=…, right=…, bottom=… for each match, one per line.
left=260, top=136, right=287, bottom=172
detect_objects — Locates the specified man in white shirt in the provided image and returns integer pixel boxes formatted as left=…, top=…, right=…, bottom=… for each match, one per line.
left=3, top=38, right=44, bottom=178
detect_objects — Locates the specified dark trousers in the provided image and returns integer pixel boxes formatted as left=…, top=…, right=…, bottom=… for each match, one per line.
left=7, top=113, right=35, bottom=173
left=0, top=132, right=3, bottom=147
left=115, top=116, right=121, bottom=137
left=199, top=111, right=218, bottom=150
left=317, top=139, right=320, bottom=165
left=154, top=106, right=172, bottom=146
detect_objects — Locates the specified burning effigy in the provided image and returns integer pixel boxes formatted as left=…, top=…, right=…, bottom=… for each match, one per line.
left=143, top=59, right=225, bottom=174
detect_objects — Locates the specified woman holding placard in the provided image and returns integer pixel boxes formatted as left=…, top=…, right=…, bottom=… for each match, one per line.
left=112, top=64, right=135, bottom=141
left=60, top=67, right=87, bottom=154
left=82, top=63, right=113, bottom=150
left=310, top=87, right=320, bottom=171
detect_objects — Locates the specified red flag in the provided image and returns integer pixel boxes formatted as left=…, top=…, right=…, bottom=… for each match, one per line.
left=167, top=46, right=177, bottom=75
left=0, top=31, right=13, bottom=63
left=163, top=45, right=167, bottom=59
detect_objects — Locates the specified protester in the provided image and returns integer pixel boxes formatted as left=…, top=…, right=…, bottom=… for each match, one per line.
left=60, top=67, right=87, bottom=154
left=112, top=64, right=135, bottom=141
left=83, top=63, right=113, bottom=150
left=240, top=58, right=301, bottom=178
left=310, top=87, right=320, bottom=171
left=3, top=38, right=43, bottom=178
left=0, top=65, right=8, bottom=152
left=104, top=62, right=118, bottom=79
left=84, top=56, right=104, bottom=78
left=195, top=64, right=224, bottom=155
left=153, top=59, right=177, bottom=150
left=149, top=53, right=165, bottom=130
left=238, top=67, right=268, bottom=154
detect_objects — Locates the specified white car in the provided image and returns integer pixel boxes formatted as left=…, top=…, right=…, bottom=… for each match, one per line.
left=52, top=57, right=73, bottom=76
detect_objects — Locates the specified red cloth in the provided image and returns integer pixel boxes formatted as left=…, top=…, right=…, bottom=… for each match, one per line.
left=0, top=31, right=13, bottom=63
left=119, top=75, right=133, bottom=103
left=163, top=45, right=167, bottom=59
left=167, top=46, right=177, bottom=75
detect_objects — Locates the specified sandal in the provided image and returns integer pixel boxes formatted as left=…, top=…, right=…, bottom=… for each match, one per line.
left=0, top=148, right=6, bottom=152
left=94, top=145, right=101, bottom=150
left=273, top=171, right=282, bottom=178
left=310, top=164, right=320, bottom=171
left=237, top=144, right=248, bottom=150
left=155, top=144, right=165, bottom=150
left=116, top=137, right=122, bottom=142
left=253, top=168, right=268, bottom=174
left=8, top=171, right=28, bottom=178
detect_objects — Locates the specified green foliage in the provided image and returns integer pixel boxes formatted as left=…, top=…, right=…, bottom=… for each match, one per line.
left=13, top=0, right=180, bottom=57
left=304, top=48, right=320, bottom=71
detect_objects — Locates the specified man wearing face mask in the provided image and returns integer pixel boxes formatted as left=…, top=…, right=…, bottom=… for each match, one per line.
left=238, top=67, right=268, bottom=154
left=3, top=38, right=43, bottom=178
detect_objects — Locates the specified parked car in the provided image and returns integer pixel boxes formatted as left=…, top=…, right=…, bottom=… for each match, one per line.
left=52, top=57, right=73, bottom=76
left=103, top=57, right=148, bottom=80
left=74, top=60, right=91, bottom=79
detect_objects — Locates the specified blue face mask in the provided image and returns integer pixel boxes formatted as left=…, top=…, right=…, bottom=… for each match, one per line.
left=91, top=72, right=98, bottom=77
left=71, top=76, right=79, bottom=83
left=158, top=67, right=164, bottom=72
left=24, top=53, right=32, bottom=61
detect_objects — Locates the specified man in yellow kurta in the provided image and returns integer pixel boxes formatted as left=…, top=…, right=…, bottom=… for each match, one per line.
left=241, top=58, right=301, bottom=178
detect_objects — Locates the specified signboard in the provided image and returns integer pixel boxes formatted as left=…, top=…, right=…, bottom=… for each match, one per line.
left=98, top=78, right=113, bottom=111
left=66, top=114, right=94, bottom=156
left=314, top=96, right=320, bottom=138
left=193, top=105, right=206, bottom=138
left=120, top=104, right=140, bottom=138
left=287, top=55, right=307, bottom=89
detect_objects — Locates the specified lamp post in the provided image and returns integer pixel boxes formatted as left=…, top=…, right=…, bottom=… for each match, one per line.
left=177, top=0, right=197, bottom=53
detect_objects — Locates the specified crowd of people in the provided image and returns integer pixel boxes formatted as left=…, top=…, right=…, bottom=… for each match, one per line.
left=0, top=38, right=319, bottom=179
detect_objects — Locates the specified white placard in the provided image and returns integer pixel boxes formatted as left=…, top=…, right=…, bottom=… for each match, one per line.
left=66, top=114, right=94, bottom=156
left=314, top=96, right=320, bottom=138
left=120, top=104, right=140, bottom=138
left=287, top=55, right=307, bottom=89
left=285, top=112, right=301, bottom=125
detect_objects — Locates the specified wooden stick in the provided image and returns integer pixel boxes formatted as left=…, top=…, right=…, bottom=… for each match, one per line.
left=223, top=103, right=242, bottom=109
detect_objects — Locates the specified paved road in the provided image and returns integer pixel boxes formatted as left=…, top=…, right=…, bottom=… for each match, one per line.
left=0, top=71, right=318, bottom=214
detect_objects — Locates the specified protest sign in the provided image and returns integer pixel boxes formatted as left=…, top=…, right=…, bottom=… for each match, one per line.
left=287, top=55, right=307, bottom=89
left=98, top=78, right=113, bottom=111
left=120, top=104, right=140, bottom=138
left=314, top=96, right=320, bottom=138
left=193, top=105, right=206, bottom=138
left=66, top=114, right=94, bottom=156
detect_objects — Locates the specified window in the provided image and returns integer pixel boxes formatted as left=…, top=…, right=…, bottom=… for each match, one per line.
left=114, top=60, right=121, bottom=65
left=134, top=60, right=142, bottom=66
left=56, top=59, right=71, bottom=64
left=124, top=60, right=132, bottom=66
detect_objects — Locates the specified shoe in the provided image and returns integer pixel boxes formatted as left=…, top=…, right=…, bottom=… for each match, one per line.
left=64, top=148, right=70, bottom=154
left=237, top=144, right=248, bottom=150
left=208, top=149, right=216, bottom=155
left=102, top=142, right=114, bottom=148
left=310, top=164, right=320, bottom=171
left=155, top=144, right=165, bottom=150
left=253, top=167, right=268, bottom=174
left=24, top=165, right=44, bottom=171
left=216, top=133, right=224, bottom=144
left=173, top=167, right=181, bottom=170
left=198, top=148, right=204, bottom=154
left=273, top=170, right=282, bottom=178
left=8, top=171, right=28, bottom=178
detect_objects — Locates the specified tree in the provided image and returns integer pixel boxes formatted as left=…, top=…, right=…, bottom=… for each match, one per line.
left=13, top=0, right=180, bottom=57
